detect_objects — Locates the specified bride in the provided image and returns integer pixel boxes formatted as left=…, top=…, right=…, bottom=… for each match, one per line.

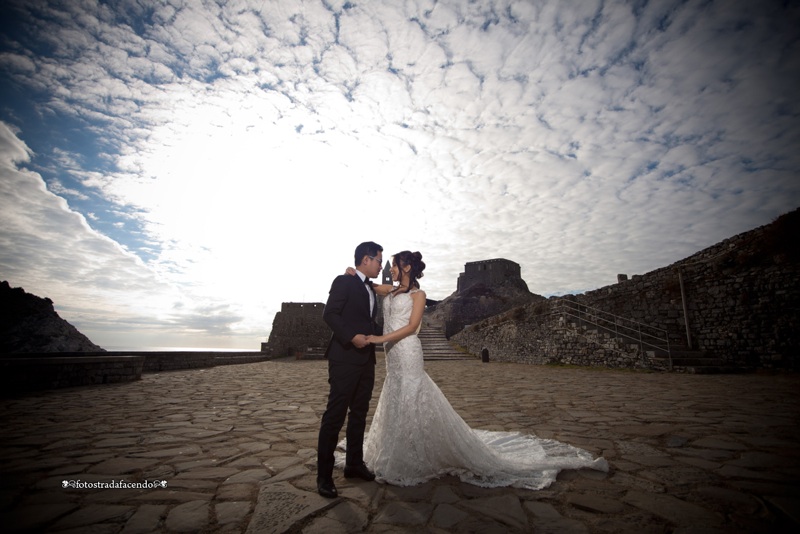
left=342, top=251, right=608, bottom=490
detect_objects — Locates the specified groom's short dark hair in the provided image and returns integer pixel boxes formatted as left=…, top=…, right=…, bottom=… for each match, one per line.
left=354, top=241, right=382, bottom=266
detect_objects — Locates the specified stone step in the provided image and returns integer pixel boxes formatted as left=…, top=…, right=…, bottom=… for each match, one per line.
left=649, top=349, right=753, bottom=374
left=418, top=326, right=474, bottom=360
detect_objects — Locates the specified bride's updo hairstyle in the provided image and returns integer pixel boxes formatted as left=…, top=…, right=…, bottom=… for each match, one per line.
left=393, top=250, right=425, bottom=292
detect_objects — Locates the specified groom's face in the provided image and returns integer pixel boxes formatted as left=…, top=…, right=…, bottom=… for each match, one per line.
left=361, top=253, right=383, bottom=279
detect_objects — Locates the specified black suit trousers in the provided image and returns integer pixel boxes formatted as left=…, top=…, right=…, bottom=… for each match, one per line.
left=316, top=359, right=375, bottom=480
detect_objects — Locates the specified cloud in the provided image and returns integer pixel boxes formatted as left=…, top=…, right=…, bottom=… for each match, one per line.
left=0, top=122, right=260, bottom=348
left=0, top=122, right=147, bottom=297
left=1, top=0, right=799, bottom=348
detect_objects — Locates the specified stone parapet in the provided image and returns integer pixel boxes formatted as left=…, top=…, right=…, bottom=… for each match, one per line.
left=0, top=355, right=145, bottom=394
left=0, top=351, right=276, bottom=394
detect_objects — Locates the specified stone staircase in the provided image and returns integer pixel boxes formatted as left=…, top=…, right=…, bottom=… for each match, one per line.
left=418, top=325, right=474, bottom=360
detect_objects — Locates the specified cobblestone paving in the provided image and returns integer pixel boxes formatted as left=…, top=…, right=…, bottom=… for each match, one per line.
left=1, top=357, right=799, bottom=533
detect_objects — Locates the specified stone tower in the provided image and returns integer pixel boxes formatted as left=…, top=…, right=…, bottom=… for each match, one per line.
left=382, top=260, right=392, bottom=285
left=262, top=302, right=329, bottom=356
left=457, top=258, right=524, bottom=293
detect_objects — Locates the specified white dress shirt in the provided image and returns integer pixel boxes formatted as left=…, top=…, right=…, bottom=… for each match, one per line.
left=356, top=270, right=374, bottom=315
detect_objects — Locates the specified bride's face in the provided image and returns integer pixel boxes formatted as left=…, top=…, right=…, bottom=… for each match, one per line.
left=391, top=260, right=410, bottom=284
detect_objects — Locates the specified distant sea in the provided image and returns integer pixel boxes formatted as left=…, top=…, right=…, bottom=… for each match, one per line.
left=104, top=346, right=255, bottom=352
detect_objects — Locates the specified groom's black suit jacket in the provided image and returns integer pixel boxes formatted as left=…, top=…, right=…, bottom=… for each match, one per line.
left=323, top=273, right=377, bottom=365
left=317, top=272, right=377, bottom=477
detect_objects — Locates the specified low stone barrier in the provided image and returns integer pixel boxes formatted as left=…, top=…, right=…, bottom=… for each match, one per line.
left=212, top=352, right=275, bottom=366
left=140, top=351, right=273, bottom=371
left=141, top=352, right=216, bottom=372
left=0, top=351, right=275, bottom=395
left=0, top=355, right=145, bottom=395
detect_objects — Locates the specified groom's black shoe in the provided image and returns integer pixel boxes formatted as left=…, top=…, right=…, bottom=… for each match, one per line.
left=317, top=478, right=338, bottom=498
left=344, top=463, right=376, bottom=481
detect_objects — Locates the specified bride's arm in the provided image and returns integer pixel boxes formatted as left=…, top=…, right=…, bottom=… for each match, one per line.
left=343, top=267, right=394, bottom=296
left=371, top=284, right=394, bottom=296
left=367, top=291, right=426, bottom=344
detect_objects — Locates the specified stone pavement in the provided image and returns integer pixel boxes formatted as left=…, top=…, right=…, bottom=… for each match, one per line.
left=1, top=356, right=799, bottom=533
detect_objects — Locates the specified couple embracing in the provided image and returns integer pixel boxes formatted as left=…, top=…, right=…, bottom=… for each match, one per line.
left=316, top=241, right=607, bottom=499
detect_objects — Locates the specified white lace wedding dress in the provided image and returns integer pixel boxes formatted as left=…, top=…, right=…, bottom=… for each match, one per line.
left=340, top=289, right=608, bottom=490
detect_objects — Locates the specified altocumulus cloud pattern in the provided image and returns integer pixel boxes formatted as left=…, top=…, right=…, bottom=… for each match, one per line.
left=0, top=0, right=798, bottom=350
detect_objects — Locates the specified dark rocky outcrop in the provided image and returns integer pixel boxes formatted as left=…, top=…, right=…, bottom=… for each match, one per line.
left=427, top=275, right=545, bottom=338
left=0, top=281, right=104, bottom=353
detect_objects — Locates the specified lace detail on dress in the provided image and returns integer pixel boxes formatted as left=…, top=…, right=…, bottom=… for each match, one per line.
left=337, top=290, right=608, bottom=490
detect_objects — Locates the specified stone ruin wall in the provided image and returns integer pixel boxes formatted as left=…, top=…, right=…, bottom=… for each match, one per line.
left=264, top=297, right=389, bottom=357
left=571, top=228, right=799, bottom=368
left=457, top=259, right=521, bottom=292
left=263, top=302, right=331, bottom=357
left=439, top=258, right=538, bottom=338
left=453, top=302, right=658, bottom=370
left=454, top=213, right=799, bottom=370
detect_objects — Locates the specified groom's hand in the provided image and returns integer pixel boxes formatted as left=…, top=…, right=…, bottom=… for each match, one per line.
left=351, top=334, right=369, bottom=348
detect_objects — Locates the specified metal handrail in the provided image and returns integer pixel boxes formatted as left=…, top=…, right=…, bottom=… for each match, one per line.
left=553, top=299, right=672, bottom=370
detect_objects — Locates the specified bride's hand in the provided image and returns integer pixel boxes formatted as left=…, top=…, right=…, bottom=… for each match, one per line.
left=345, top=267, right=356, bottom=275
left=366, top=335, right=384, bottom=344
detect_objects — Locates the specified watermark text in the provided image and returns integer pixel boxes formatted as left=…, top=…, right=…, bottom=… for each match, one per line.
left=62, top=479, right=168, bottom=489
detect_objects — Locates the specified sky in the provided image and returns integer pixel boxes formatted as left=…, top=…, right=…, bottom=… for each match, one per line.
left=1, top=0, right=798, bottom=351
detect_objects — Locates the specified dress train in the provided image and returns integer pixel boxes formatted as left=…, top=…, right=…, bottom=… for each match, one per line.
left=336, top=290, right=608, bottom=490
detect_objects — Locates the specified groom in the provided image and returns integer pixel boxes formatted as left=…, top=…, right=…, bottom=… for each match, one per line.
left=316, top=241, right=383, bottom=498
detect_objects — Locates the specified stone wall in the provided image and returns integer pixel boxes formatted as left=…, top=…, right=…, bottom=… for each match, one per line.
left=572, top=211, right=799, bottom=368
left=264, top=302, right=331, bottom=356
left=453, top=209, right=800, bottom=370
left=453, top=301, right=658, bottom=369
left=140, top=351, right=271, bottom=372
left=0, top=351, right=275, bottom=395
left=0, top=355, right=145, bottom=395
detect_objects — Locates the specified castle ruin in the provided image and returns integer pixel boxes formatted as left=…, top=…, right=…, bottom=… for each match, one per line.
left=453, top=208, right=800, bottom=370
left=261, top=302, right=330, bottom=357
left=263, top=265, right=392, bottom=357
left=457, top=258, right=522, bottom=292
